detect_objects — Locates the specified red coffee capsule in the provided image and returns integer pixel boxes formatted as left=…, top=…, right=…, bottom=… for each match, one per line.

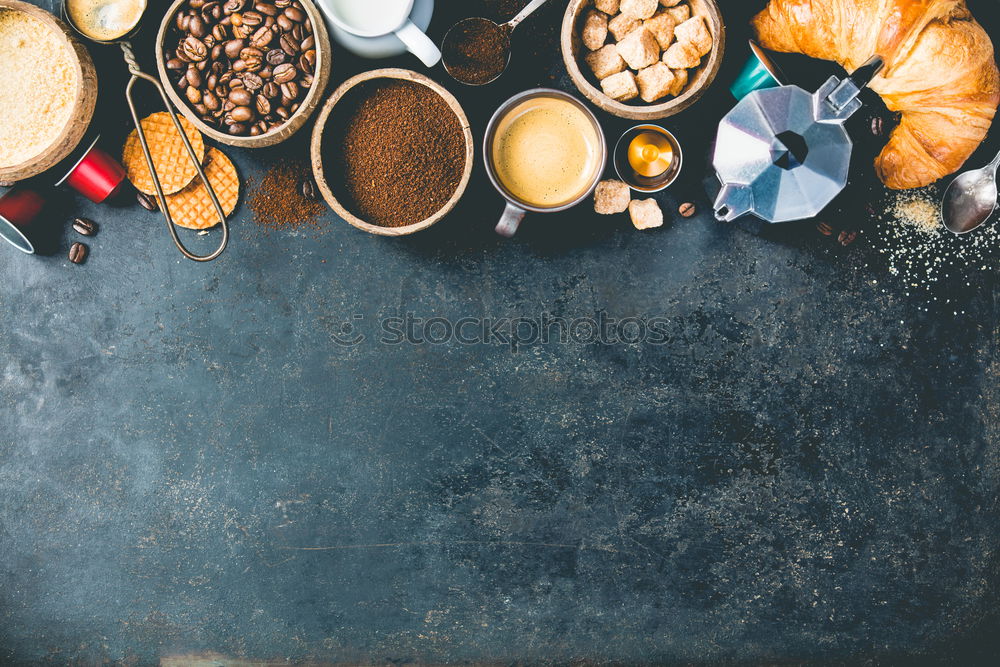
left=55, top=135, right=126, bottom=204
left=0, top=185, right=43, bottom=254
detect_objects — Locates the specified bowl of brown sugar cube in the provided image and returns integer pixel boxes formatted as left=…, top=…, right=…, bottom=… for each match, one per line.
left=561, top=0, right=725, bottom=120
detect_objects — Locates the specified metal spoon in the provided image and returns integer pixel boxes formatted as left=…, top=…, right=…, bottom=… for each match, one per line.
left=442, top=0, right=550, bottom=86
left=941, top=149, right=1000, bottom=235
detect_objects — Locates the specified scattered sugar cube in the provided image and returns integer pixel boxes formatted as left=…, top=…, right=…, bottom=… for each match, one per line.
left=666, top=3, right=690, bottom=23
left=674, top=15, right=712, bottom=56
left=601, top=70, right=639, bottom=101
left=629, top=199, right=664, bottom=229
left=582, top=10, right=609, bottom=51
left=616, top=27, right=660, bottom=70
left=594, top=180, right=631, bottom=214
left=621, top=0, right=659, bottom=20
left=663, top=40, right=702, bottom=69
left=636, top=63, right=676, bottom=102
left=595, top=0, right=621, bottom=13
left=586, top=44, right=627, bottom=79
left=643, top=11, right=677, bottom=50
left=667, top=67, right=688, bottom=96
left=608, top=12, right=642, bottom=41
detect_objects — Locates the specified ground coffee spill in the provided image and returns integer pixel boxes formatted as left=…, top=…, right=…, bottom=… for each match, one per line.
left=329, top=80, right=466, bottom=228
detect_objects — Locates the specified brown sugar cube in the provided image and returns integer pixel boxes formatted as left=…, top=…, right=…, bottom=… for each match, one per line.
left=636, top=63, right=676, bottom=103
left=601, top=70, right=639, bottom=101
left=616, top=27, right=660, bottom=70
left=674, top=15, right=713, bottom=57
left=667, top=67, right=688, bottom=96
left=595, top=0, right=621, bottom=13
left=608, top=12, right=641, bottom=41
left=663, top=40, right=702, bottom=69
left=586, top=44, right=627, bottom=79
left=629, top=199, right=664, bottom=230
left=582, top=10, right=610, bottom=51
left=643, top=10, right=677, bottom=50
left=666, top=3, right=691, bottom=23
left=594, top=180, right=631, bottom=214
left=660, top=0, right=684, bottom=6
left=620, top=0, right=659, bottom=20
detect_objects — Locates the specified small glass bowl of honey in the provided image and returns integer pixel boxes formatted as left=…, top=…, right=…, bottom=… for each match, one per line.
left=613, top=124, right=683, bottom=193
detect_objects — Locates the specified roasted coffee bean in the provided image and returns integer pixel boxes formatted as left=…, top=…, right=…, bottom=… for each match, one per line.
left=166, top=57, right=186, bottom=70
left=176, top=12, right=191, bottom=32
left=228, top=87, right=253, bottom=105
left=250, top=25, right=275, bottom=47
left=279, top=33, right=298, bottom=54
left=203, top=1, right=222, bottom=21
left=190, top=0, right=206, bottom=9
left=212, top=23, right=227, bottom=41
left=137, top=191, right=158, bottom=211
left=298, top=49, right=314, bottom=72
left=255, top=94, right=271, bottom=115
left=300, top=72, right=312, bottom=89
left=255, top=2, right=279, bottom=16
left=230, top=105, right=254, bottom=122
left=272, top=62, right=296, bottom=83
left=223, top=0, right=245, bottom=13
left=210, top=43, right=224, bottom=60
left=186, top=86, right=203, bottom=104
left=203, top=90, right=221, bottom=111
left=194, top=103, right=209, bottom=115
left=870, top=115, right=884, bottom=137
left=816, top=221, right=834, bottom=236
left=290, top=23, right=303, bottom=41
left=300, top=179, right=316, bottom=201
left=275, top=105, right=290, bottom=120
left=181, top=35, right=208, bottom=61
left=678, top=202, right=696, bottom=217
left=72, top=217, right=97, bottom=236
left=255, top=119, right=269, bottom=134
left=185, top=67, right=202, bottom=87
left=262, top=81, right=279, bottom=98
left=222, top=100, right=236, bottom=112
left=265, top=48, right=286, bottom=65
left=276, top=14, right=293, bottom=32
left=188, top=15, right=206, bottom=37
left=227, top=122, right=248, bottom=134
left=242, top=10, right=264, bottom=27
left=283, top=6, right=304, bottom=22
left=68, top=242, right=88, bottom=264
left=242, top=72, right=263, bottom=91
left=838, top=230, right=858, bottom=246
left=300, top=34, right=313, bottom=51
left=274, top=0, right=290, bottom=7
left=224, top=38, right=244, bottom=58
left=206, top=73, right=218, bottom=89
left=279, top=81, right=298, bottom=100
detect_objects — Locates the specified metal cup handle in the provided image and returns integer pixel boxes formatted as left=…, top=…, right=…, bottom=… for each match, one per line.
left=495, top=201, right=527, bottom=238
left=121, top=43, right=230, bottom=263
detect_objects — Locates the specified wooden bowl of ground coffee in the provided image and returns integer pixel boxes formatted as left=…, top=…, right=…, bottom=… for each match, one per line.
left=310, top=69, right=474, bottom=236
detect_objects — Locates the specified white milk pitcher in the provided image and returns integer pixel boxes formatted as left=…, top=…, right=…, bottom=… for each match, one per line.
left=319, top=0, right=441, bottom=67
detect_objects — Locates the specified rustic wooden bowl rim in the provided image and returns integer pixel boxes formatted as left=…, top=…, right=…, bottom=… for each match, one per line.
left=309, top=68, right=475, bottom=237
left=155, top=0, right=331, bottom=148
left=0, top=0, right=97, bottom=181
left=561, top=0, right=726, bottom=121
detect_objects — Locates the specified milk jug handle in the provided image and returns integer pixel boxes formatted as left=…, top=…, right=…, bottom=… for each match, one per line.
left=395, top=20, right=441, bottom=67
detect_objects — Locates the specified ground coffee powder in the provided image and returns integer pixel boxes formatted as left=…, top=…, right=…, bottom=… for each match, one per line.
left=443, top=18, right=511, bottom=85
left=249, top=159, right=326, bottom=232
left=328, top=80, right=466, bottom=228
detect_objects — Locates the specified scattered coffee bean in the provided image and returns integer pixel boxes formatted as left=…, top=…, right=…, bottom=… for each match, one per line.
left=678, top=202, right=696, bottom=218
left=870, top=115, right=884, bottom=137
left=300, top=178, right=316, bottom=200
left=816, top=221, right=834, bottom=236
left=69, top=242, right=88, bottom=264
left=164, top=0, right=315, bottom=137
left=137, top=191, right=158, bottom=211
left=838, top=230, right=858, bottom=246
left=72, top=217, right=97, bottom=236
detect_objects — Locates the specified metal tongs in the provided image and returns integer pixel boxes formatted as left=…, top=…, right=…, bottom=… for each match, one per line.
left=63, top=2, right=229, bottom=262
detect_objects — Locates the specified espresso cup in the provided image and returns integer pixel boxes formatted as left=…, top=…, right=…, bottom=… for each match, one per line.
left=484, top=89, right=607, bottom=238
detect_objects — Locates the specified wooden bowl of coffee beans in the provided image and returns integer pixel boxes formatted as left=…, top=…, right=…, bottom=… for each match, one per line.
left=155, top=0, right=331, bottom=148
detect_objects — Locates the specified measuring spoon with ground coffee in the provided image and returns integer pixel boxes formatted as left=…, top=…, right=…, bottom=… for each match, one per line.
left=442, top=0, right=550, bottom=86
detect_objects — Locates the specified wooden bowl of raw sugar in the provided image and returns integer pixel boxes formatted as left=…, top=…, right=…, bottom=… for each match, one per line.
left=309, top=68, right=474, bottom=237
left=0, top=0, right=97, bottom=182
left=155, top=0, right=331, bottom=148
left=562, top=0, right=725, bottom=120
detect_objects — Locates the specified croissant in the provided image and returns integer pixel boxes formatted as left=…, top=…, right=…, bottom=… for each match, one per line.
left=751, top=0, right=1000, bottom=190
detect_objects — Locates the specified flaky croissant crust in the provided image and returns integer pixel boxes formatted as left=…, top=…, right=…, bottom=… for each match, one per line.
left=752, top=0, right=1000, bottom=190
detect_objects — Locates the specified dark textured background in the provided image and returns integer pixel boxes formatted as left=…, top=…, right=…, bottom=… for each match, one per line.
left=1, top=0, right=999, bottom=664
